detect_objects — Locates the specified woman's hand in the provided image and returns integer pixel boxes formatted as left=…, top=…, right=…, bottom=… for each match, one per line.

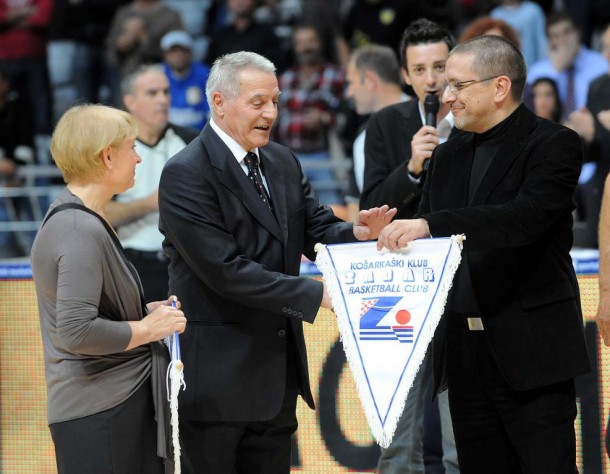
left=127, top=296, right=186, bottom=350
left=146, top=295, right=181, bottom=313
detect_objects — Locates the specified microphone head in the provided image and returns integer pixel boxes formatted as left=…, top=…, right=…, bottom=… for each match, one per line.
left=424, top=94, right=440, bottom=114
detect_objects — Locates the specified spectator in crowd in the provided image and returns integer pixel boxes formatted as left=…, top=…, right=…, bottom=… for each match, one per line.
left=339, top=0, right=459, bottom=64
left=490, top=0, right=548, bottom=68
left=565, top=22, right=610, bottom=178
left=460, top=0, right=499, bottom=22
left=273, top=22, right=345, bottom=205
left=360, top=18, right=460, bottom=474
left=157, top=50, right=396, bottom=474
left=564, top=22, right=610, bottom=248
left=254, top=0, right=301, bottom=28
left=31, top=103, right=186, bottom=474
left=344, top=44, right=405, bottom=221
left=51, top=0, right=130, bottom=105
left=0, top=0, right=53, bottom=134
left=527, top=10, right=608, bottom=120
left=531, top=77, right=563, bottom=122
left=563, top=0, right=610, bottom=48
left=205, top=0, right=287, bottom=72
left=161, top=30, right=210, bottom=131
left=377, top=34, right=590, bottom=474
left=533, top=0, right=554, bottom=14
left=458, top=17, right=521, bottom=49
left=106, top=64, right=198, bottom=302
left=340, top=0, right=421, bottom=64
left=105, top=0, right=183, bottom=107
left=0, top=66, right=35, bottom=258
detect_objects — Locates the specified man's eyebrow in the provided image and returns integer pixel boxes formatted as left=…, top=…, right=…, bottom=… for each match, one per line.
left=249, top=91, right=281, bottom=100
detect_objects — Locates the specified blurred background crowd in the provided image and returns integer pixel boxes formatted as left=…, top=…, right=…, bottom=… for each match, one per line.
left=1, top=0, right=609, bottom=258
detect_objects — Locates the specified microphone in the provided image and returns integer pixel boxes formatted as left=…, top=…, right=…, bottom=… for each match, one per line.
left=422, top=94, right=440, bottom=172
left=424, top=94, right=439, bottom=128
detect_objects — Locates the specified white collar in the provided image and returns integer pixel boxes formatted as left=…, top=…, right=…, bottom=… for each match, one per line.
left=210, top=118, right=259, bottom=165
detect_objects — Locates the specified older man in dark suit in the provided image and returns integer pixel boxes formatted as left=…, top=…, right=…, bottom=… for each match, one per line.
left=158, top=51, right=395, bottom=474
left=377, top=35, right=591, bottom=474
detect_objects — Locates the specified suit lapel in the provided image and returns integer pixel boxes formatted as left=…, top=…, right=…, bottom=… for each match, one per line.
left=259, top=148, right=288, bottom=244
left=401, top=100, right=421, bottom=131
left=203, top=127, right=283, bottom=242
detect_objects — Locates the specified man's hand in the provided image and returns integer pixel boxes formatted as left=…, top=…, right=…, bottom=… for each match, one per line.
left=303, top=109, right=330, bottom=129
left=353, top=205, right=397, bottom=241
left=408, top=125, right=439, bottom=176
left=376, top=218, right=430, bottom=251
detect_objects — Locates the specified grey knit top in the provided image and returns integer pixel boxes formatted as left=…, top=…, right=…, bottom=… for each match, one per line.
left=31, top=188, right=152, bottom=424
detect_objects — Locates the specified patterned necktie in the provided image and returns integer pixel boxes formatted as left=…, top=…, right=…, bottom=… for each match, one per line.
left=243, top=152, right=274, bottom=212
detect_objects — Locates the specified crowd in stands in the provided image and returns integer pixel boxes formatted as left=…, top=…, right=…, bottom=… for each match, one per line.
left=1, top=0, right=609, bottom=257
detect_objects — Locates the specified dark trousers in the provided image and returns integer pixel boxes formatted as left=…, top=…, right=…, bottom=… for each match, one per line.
left=181, top=342, right=301, bottom=474
left=124, top=248, right=169, bottom=302
left=49, top=379, right=164, bottom=474
left=446, top=320, right=578, bottom=474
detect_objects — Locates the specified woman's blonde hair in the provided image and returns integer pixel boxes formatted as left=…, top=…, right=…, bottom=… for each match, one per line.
left=50, top=104, right=138, bottom=183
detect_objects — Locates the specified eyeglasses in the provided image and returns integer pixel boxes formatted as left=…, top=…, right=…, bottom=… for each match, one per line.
left=443, top=76, right=500, bottom=94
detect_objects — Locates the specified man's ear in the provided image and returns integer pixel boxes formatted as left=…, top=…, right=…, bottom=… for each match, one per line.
left=123, top=94, right=134, bottom=113
left=495, top=76, right=512, bottom=103
left=364, top=70, right=377, bottom=89
left=212, top=91, right=225, bottom=117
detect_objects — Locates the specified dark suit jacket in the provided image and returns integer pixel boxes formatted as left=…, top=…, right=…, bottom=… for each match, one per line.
left=420, top=105, right=591, bottom=393
left=360, top=99, right=424, bottom=218
left=158, top=124, right=355, bottom=422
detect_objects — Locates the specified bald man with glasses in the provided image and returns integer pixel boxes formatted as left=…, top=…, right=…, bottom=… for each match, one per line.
left=377, top=35, right=590, bottom=474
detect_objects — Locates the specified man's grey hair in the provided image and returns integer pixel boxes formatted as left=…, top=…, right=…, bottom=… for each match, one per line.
left=449, top=35, right=527, bottom=101
left=121, top=63, right=166, bottom=96
left=206, top=51, right=276, bottom=109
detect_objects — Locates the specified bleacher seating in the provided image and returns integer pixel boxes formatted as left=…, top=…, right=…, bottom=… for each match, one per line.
left=0, top=0, right=350, bottom=257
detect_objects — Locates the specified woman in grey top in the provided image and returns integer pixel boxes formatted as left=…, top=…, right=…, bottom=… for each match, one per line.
left=30, top=104, right=186, bottom=474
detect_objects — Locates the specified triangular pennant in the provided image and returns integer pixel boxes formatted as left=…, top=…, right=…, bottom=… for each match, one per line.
left=315, top=236, right=464, bottom=447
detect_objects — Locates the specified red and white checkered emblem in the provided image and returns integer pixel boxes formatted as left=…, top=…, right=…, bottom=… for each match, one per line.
left=360, top=298, right=377, bottom=316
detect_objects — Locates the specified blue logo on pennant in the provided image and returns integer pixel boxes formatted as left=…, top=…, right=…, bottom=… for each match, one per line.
left=359, top=296, right=414, bottom=343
